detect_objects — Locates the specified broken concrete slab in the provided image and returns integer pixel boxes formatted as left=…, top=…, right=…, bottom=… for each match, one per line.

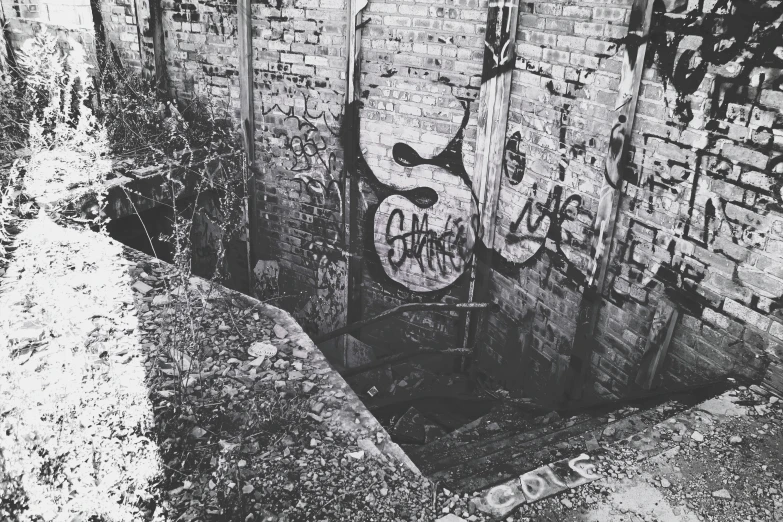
left=471, top=453, right=602, bottom=517
left=131, top=281, right=153, bottom=295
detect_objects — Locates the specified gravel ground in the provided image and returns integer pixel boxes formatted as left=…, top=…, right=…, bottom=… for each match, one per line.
left=427, top=387, right=783, bottom=522
left=0, top=213, right=159, bottom=522
left=0, top=211, right=437, bottom=522
left=2, top=203, right=782, bottom=522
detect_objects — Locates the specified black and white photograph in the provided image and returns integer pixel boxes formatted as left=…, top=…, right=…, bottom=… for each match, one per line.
left=1, top=0, right=782, bottom=519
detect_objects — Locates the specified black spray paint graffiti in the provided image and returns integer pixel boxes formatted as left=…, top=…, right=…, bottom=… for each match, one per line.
left=263, top=97, right=343, bottom=208
left=371, top=102, right=478, bottom=292
left=643, top=0, right=783, bottom=124
left=493, top=104, right=595, bottom=287
left=262, top=96, right=346, bottom=266
left=481, top=0, right=519, bottom=83
left=605, top=0, right=783, bottom=319
left=611, top=218, right=708, bottom=315
left=503, top=131, right=526, bottom=185
left=385, top=210, right=470, bottom=275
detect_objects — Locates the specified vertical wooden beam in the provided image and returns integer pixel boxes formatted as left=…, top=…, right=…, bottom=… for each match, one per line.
left=0, top=1, right=9, bottom=72
left=562, top=0, right=655, bottom=403
left=237, top=0, right=255, bottom=292
left=463, top=0, right=520, bottom=354
left=344, top=0, right=368, bottom=325
left=149, top=0, right=168, bottom=97
left=634, top=298, right=679, bottom=390
left=237, top=0, right=254, bottom=164
left=587, top=0, right=654, bottom=291
left=132, top=0, right=146, bottom=74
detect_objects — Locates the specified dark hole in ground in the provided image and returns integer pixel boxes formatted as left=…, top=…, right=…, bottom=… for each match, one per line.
left=106, top=205, right=174, bottom=263
left=372, top=396, right=498, bottom=446
left=103, top=177, right=497, bottom=454
left=105, top=191, right=249, bottom=293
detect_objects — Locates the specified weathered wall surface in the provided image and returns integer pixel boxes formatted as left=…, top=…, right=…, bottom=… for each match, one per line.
left=6, top=0, right=782, bottom=399
left=477, top=0, right=783, bottom=399
left=1, top=0, right=93, bottom=27
left=97, top=0, right=148, bottom=75
left=479, top=0, right=632, bottom=395
left=249, top=0, right=349, bottom=336
left=354, top=0, right=485, bottom=355
left=1, top=0, right=97, bottom=70
left=602, top=0, right=783, bottom=397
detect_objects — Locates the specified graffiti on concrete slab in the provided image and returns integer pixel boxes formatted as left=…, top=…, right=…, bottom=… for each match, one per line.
left=472, top=453, right=601, bottom=517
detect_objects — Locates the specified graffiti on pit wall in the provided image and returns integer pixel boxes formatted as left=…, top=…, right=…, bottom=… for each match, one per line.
left=365, top=102, right=477, bottom=292
left=643, top=0, right=783, bottom=125
left=384, top=208, right=471, bottom=284
left=262, top=96, right=345, bottom=254
left=481, top=0, right=519, bottom=83
left=603, top=0, right=783, bottom=321
left=490, top=101, right=596, bottom=286
left=472, top=453, right=601, bottom=517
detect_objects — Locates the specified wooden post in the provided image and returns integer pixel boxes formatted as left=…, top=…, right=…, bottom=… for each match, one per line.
left=344, top=0, right=368, bottom=325
left=132, top=0, right=146, bottom=74
left=463, top=0, right=520, bottom=354
left=0, top=2, right=8, bottom=72
left=634, top=298, right=679, bottom=390
left=237, top=0, right=255, bottom=292
left=587, top=0, right=654, bottom=291
left=149, top=0, right=168, bottom=98
left=562, top=0, right=655, bottom=403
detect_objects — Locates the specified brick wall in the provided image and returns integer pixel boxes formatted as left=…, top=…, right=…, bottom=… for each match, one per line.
left=98, top=0, right=148, bottom=74
left=251, top=0, right=349, bottom=334
left=479, top=0, right=630, bottom=395
left=599, top=0, right=783, bottom=397
left=354, top=0, right=486, bottom=353
left=472, top=0, right=783, bottom=400
left=2, top=0, right=97, bottom=68
left=83, top=0, right=783, bottom=399
left=1, top=0, right=93, bottom=27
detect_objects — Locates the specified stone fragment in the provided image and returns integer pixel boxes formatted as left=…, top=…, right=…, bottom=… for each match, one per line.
left=347, top=450, right=365, bottom=460
left=302, top=381, right=316, bottom=393
left=273, top=324, right=287, bottom=338
left=132, top=281, right=153, bottom=295
left=357, top=438, right=385, bottom=460
left=248, top=342, right=277, bottom=358
left=152, top=295, right=170, bottom=306
left=9, top=321, right=45, bottom=344
left=729, top=435, right=743, bottom=445
left=435, top=515, right=467, bottom=522
left=660, top=478, right=671, bottom=488
left=292, top=348, right=309, bottom=359
left=691, top=431, right=704, bottom=442
left=249, top=356, right=266, bottom=367
left=712, top=489, right=732, bottom=499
